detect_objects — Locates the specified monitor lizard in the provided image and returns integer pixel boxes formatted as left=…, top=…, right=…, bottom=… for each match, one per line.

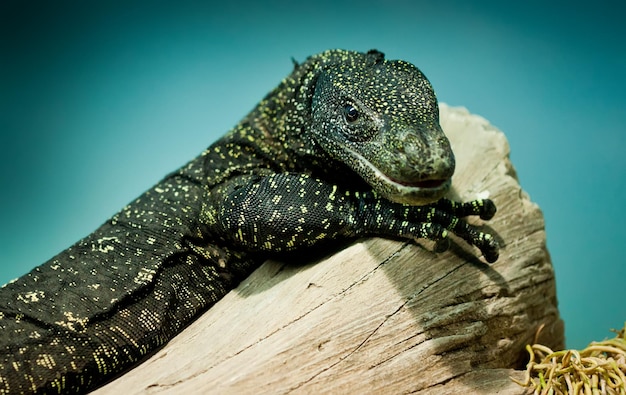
left=0, top=49, right=499, bottom=393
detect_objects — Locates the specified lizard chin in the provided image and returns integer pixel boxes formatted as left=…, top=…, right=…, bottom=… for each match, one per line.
left=344, top=146, right=451, bottom=205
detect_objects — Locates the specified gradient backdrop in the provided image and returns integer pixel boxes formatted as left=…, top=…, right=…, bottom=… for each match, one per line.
left=1, top=0, right=624, bottom=349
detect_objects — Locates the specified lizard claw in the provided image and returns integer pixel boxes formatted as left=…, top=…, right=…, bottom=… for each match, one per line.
left=434, top=237, right=451, bottom=253
left=477, top=232, right=500, bottom=263
left=478, top=199, right=497, bottom=221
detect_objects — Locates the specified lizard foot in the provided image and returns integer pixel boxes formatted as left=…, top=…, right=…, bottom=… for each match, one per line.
left=409, top=198, right=500, bottom=263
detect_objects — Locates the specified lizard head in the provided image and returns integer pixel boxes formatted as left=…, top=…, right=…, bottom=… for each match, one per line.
left=309, top=50, right=455, bottom=205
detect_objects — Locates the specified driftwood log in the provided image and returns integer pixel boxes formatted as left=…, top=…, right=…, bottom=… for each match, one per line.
left=93, top=104, right=564, bottom=394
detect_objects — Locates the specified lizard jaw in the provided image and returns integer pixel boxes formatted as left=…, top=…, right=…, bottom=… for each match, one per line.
left=344, top=146, right=451, bottom=205
left=388, top=176, right=448, bottom=189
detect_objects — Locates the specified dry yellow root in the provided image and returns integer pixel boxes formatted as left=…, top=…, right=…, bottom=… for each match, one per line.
left=513, top=324, right=626, bottom=394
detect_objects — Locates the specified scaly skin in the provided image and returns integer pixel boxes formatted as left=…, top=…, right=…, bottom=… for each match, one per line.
left=0, top=49, right=499, bottom=394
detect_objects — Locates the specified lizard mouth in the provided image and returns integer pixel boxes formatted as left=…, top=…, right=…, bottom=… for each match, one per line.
left=389, top=177, right=448, bottom=190
left=344, top=146, right=451, bottom=204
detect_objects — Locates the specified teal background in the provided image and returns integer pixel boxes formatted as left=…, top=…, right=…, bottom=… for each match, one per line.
left=1, top=1, right=624, bottom=349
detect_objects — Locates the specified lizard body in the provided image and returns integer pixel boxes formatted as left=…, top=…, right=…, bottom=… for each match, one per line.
left=0, top=49, right=498, bottom=393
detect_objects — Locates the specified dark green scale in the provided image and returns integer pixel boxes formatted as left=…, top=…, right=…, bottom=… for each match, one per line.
left=0, top=49, right=499, bottom=394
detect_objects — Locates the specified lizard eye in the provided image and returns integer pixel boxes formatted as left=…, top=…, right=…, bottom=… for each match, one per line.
left=343, top=104, right=360, bottom=123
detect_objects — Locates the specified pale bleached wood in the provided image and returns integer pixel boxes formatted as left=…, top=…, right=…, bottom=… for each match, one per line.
left=93, top=104, right=562, bottom=394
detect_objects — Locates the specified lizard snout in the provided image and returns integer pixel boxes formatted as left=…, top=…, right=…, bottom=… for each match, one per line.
left=391, top=128, right=456, bottom=185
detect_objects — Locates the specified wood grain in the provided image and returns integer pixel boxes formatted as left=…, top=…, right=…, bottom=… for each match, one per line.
left=93, top=104, right=562, bottom=394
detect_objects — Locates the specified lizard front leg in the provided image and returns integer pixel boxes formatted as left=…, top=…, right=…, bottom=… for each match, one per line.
left=209, top=173, right=499, bottom=262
